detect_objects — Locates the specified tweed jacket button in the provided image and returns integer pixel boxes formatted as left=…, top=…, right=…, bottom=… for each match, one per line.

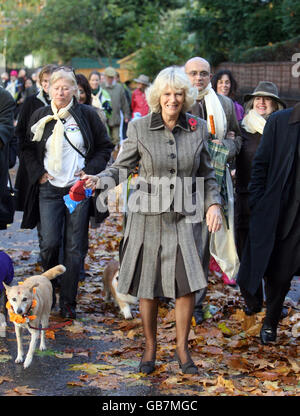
left=170, top=153, right=176, bottom=159
left=170, top=184, right=174, bottom=189
left=169, top=168, right=175, bottom=174
left=168, top=140, right=174, bottom=145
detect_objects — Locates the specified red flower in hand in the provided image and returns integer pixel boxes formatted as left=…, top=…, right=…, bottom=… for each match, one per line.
left=188, top=118, right=197, bottom=131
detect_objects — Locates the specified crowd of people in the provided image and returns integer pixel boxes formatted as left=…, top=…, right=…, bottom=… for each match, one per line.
left=0, top=57, right=299, bottom=375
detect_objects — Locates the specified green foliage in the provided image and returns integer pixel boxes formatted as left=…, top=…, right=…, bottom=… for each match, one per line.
left=281, top=0, right=300, bottom=38
left=183, top=0, right=292, bottom=65
left=2, top=0, right=182, bottom=66
left=1, top=0, right=299, bottom=69
left=124, top=9, right=194, bottom=77
left=234, top=35, right=300, bottom=63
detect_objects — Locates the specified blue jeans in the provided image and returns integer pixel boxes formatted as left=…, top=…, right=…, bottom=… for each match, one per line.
left=39, top=181, right=90, bottom=308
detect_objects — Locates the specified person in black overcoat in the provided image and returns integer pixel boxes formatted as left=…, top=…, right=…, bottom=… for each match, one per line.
left=0, top=87, right=15, bottom=230
left=237, top=102, right=300, bottom=344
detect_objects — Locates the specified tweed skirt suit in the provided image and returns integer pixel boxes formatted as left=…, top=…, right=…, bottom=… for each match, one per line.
left=96, top=112, right=221, bottom=299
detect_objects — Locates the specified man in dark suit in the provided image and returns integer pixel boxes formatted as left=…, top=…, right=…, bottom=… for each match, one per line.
left=237, top=102, right=300, bottom=344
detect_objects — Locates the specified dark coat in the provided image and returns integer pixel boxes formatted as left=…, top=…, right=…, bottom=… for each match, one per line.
left=15, top=91, right=49, bottom=211
left=237, top=103, right=300, bottom=295
left=235, top=128, right=262, bottom=229
left=0, top=88, right=15, bottom=229
left=21, top=99, right=114, bottom=229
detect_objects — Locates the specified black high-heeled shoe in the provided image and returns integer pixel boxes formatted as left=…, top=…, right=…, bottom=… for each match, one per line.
left=138, top=350, right=156, bottom=375
left=138, top=359, right=156, bottom=374
left=174, top=351, right=198, bottom=375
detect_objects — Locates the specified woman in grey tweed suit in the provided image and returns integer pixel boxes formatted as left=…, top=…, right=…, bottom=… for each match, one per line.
left=85, top=67, right=222, bottom=374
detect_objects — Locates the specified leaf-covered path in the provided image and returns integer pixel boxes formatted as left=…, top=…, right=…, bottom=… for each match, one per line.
left=0, top=209, right=300, bottom=397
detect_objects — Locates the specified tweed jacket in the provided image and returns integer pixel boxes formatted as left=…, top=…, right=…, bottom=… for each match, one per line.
left=96, top=112, right=221, bottom=220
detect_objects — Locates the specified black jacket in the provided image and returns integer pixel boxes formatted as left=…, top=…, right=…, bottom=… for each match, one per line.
left=237, top=103, right=300, bottom=295
left=15, top=92, right=49, bottom=211
left=21, top=99, right=114, bottom=228
left=0, top=88, right=16, bottom=229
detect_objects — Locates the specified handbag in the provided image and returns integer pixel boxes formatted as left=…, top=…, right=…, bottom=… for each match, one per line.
left=0, top=173, right=18, bottom=228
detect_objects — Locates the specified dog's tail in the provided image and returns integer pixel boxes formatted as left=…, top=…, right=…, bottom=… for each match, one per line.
left=42, top=265, right=66, bottom=280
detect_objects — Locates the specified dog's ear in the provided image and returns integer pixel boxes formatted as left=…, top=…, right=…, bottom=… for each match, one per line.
left=2, top=282, right=10, bottom=293
left=29, top=283, right=39, bottom=293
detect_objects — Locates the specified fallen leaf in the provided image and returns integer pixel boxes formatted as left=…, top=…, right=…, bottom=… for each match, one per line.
left=226, top=338, right=249, bottom=348
left=242, top=314, right=256, bottom=331
left=127, top=329, right=137, bottom=339
left=0, top=354, right=12, bottom=363
left=216, top=376, right=236, bottom=392
left=245, top=323, right=262, bottom=336
left=287, top=358, right=300, bottom=373
left=252, top=371, right=279, bottom=381
left=263, top=380, right=281, bottom=391
left=4, top=385, right=38, bottom=396
left=231, top=309, right=245, bottom=322
left=201, top=346, right=223, bottom=355
left=67, top=381, right=84, bottom=387
left=291, top=322, right=300, bottom=338
left=68, top=363, right=115, bottom=375
left=0, top=377, right=13, bottom=384
left=218, top=322, right=232, bottom=336
left=35, top=349, right=59, bottom=357
left=64, top=322, right=84, bottom=334
left=55, top=352, right=73, bottom=359
left=226, top=356, right=251, bottom=373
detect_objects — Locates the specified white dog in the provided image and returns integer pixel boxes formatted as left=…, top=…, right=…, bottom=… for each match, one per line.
left=4, top=265, right=65, bottom=368
left=103, top=259, right=138, bottom=319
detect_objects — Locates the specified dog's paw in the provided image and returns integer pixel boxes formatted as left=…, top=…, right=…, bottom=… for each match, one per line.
left=121, top=306, right=133, bottom=320
left=15, top=355, right=24, bottom=364
left=23, top=356, right=33, bottom=369
left=39, top=343, right=47, bottom=351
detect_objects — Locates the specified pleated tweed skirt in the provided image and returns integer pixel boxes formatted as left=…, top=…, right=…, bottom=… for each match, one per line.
left=117, top=211, right=207, bottom=299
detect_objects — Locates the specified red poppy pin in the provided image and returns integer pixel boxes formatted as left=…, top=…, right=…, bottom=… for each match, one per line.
left=188, top=118, right=197, bottom=131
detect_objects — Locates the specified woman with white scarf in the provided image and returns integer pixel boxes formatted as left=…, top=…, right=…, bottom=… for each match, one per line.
left=235, top=81, right=285, bottom=259
left=21, top=68, right=113, bottom=319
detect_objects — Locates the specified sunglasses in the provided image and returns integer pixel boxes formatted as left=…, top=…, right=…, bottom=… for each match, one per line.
left=53, top=66, right=75, bottom=75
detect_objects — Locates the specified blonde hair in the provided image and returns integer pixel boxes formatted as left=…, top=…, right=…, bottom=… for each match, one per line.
left=49, top=68, right=79, bottom=100
left=146, top=66, right=197, bottom=113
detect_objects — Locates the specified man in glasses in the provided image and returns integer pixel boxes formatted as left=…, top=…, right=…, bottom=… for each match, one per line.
left=185, top=57, right=241, bottom=324
left=185, top=57, right=240, bottom=140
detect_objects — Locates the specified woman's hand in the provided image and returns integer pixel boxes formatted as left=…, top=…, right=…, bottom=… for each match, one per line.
left=226, top=131, right=235, bottom=140
left=39, top=172, right=54, bottom=184
left=81, top=174, right=99, bottom=190
left=74, top=170, right=85, bottom=179
left=206, top=204, right=222, bottom=233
